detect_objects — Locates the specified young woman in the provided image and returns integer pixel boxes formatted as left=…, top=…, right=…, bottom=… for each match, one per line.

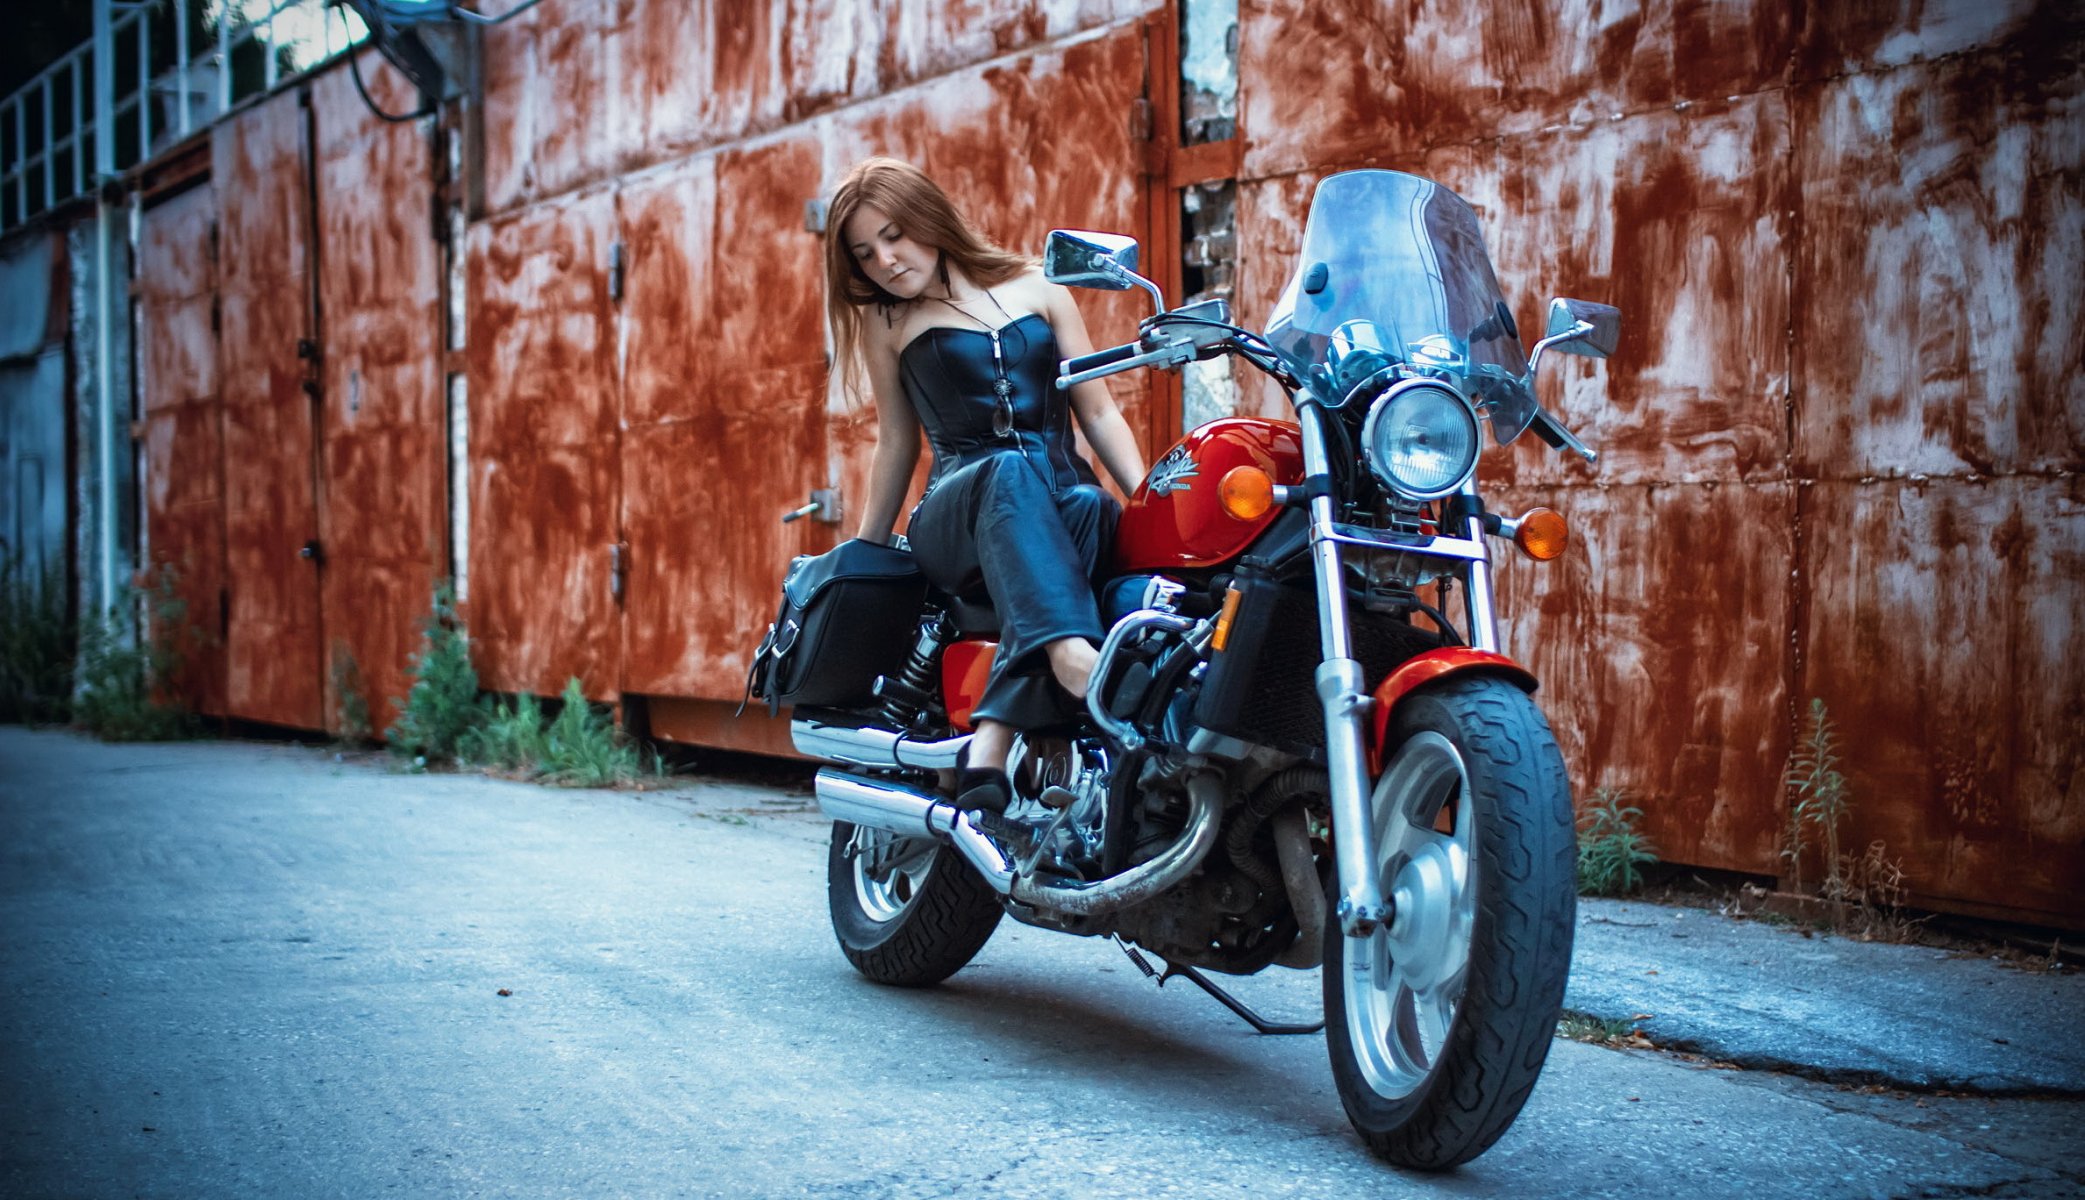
left=824, top=157, right=1146, bottom=813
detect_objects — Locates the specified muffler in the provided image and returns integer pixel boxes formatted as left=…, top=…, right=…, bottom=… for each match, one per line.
left=793, top=719, right=969, bottom=770
left=815, top=768, right=1223, bottom=917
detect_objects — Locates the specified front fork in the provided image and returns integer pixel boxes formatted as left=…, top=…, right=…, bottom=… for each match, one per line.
left=1296, top=402, right=1499, bottom=937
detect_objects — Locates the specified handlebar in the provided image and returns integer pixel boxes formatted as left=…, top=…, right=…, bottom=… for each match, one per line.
left=1062, top=341, right=1141, bottom=376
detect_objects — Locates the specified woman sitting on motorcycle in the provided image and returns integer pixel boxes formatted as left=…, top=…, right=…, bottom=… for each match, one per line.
left=823, top=157, right=1146, bottom=813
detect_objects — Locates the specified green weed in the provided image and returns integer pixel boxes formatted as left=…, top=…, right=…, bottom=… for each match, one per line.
left=539, top=677, right=648, bottom=788
left=1783, top=697, right=1850, bottom=898
left=464, top=691, right=550, bottom=775
left=387, top=581, right=484, bottom=766
left=0, top=556, right=74, bottom=724
left=329, top=640, right=373, bottom=745
left=1576, top=785, right=1659, bottom=896
left=74, top=570, right=200, bottom=742
left=1557, top=1010, right=1643, bottom=1046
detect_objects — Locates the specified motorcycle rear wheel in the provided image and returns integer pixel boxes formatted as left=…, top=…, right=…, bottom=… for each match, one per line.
left=1323, top=676, right=1576, bottom=1170
left=827, top=821, right=1003, bottom=986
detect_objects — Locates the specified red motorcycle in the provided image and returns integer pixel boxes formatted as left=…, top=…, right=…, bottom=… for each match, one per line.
left=776, top=170, right=1616, bottom=1168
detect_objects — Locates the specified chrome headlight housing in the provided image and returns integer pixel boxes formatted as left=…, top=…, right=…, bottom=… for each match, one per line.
left=1360, top=378, right=1481, bottom=500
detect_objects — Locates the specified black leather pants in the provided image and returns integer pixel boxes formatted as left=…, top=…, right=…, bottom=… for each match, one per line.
left=907, top=451, right=1117, bottom=729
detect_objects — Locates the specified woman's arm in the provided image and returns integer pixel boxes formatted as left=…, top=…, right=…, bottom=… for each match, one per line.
left=854, top=323, right=922, bottom=544
left=1043, top=280, right=1147, bottom=494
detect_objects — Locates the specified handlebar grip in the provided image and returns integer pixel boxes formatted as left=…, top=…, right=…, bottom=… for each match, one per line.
left=1062, top=341, right=1140, bottom=376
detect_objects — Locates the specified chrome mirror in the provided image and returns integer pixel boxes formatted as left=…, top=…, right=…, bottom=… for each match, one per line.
left=1543, top=297, right=1621, bottom=359
left=1044, top=230, right=1141, bottom=290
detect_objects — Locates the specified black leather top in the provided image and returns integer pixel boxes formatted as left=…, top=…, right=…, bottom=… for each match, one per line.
left=899, top=312, right=1100, bottom=495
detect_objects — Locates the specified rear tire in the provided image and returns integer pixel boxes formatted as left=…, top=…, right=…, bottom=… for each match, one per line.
left=827, top=821, right=1003, bottom=986
left=1323, top=677, right=1576, bottom=1169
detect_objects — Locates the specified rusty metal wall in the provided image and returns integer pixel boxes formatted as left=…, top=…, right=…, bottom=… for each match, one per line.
left=213, top=94, right=326, bottom=731
left=122, top=0, right=2078, bottom=923
left=468, top=1, right=1158, bottom=720
left=310, top=59, right=447, bottom=738
left=134, top=183, right=226, bottom=717
left=1237, top=0, right=2083, bottom=924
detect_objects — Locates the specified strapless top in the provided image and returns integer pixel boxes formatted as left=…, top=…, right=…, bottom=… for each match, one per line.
left=899, top=312, right=1100, bottom=495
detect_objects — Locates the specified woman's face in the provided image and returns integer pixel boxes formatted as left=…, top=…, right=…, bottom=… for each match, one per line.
left=842, top=202, right=938, bottom=300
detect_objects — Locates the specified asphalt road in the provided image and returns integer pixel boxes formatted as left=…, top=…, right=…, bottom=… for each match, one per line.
left=2, top=728, right=2078, bottom=1198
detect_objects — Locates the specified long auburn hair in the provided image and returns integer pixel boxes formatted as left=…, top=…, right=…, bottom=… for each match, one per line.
left=824, top=157, right=1032, bottom=403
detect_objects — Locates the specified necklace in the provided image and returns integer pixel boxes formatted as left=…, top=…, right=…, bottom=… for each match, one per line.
left=933, top=287, right=1020, bottom=438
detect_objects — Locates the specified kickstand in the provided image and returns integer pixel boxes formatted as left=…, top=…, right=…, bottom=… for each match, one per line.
left=1110, top=935, right=1325, bottom=1036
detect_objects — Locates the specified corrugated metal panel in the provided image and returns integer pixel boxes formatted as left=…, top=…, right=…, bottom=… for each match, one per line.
left=1791, top=48, right=2084, bottom=479
left=618, top=142, right=834, bottom=700
left=1239, top=0, right=1795, bottom=180
left=484, top=0, right=1158, bottom=217
left=213, top=92, right=325, bottom=730
left=1798, top=476, right=2085, bottom=926
left=1490, top=480, right=1796, bottom=876
left=464, top=190, right=621, bottom=699
left=1796, top=0, right=2064, bottom=80
left=133, top=183, right=226, bottom=716
left=309, top=62, right=446, bottom=738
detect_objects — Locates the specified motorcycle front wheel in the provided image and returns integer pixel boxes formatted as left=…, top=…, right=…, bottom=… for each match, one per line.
left=1323, top=676, right=1577, bottom=1170
left=827, top=821, right=1003, bottom=986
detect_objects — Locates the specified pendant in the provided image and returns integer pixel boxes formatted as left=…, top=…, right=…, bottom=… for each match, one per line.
left=993, top=377, right=1014, bottom=401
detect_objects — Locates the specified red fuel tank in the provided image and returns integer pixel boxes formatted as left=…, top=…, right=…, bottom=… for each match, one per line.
left=1113, top=418, right=1305, bottom=573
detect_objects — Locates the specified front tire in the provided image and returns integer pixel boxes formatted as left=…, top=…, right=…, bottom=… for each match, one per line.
left=1324, top=677, right=1576, bottom=1169
left=827, top=821, right=1003, bottom=986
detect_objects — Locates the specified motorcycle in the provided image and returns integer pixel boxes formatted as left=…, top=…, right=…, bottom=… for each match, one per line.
left=788, top=170, right=1616, bottom=1169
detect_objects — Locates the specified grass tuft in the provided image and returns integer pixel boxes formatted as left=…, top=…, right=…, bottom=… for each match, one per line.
left=1576, top=785, right=1659, bottom=896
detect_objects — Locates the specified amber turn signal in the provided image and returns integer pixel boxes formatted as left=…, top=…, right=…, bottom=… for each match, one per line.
left=1513, top=507, right=1569, bottom=561
left=1219, top=466, right=1276, bottom=521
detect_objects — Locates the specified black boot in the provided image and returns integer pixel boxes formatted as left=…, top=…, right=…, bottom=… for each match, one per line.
left=955, top=765, right=1011, bottom=815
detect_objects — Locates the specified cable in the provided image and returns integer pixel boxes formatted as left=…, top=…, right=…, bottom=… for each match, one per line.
left=445, top=0, right=551, bottom=25
left=345, top=40, right=434, bottom=123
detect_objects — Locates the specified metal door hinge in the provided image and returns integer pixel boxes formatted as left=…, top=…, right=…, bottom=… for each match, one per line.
left=609, top=541, right=629, bottom=605
left=1131, top=98, right=1154, bottom=142
left=608, top=240, right=625, bottom=302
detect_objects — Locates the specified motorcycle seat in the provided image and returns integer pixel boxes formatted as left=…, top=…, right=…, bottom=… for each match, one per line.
left=940, top=590, right=1002, bottom=637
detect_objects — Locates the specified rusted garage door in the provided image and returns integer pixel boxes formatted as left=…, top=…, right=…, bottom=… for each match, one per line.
left=309, top=60, right=446, bottom=738
left=134, top=181, right=226, bottom=717
left=213, top=91, right=325, bottom=730
left=464, top=191, right=622, bottom=700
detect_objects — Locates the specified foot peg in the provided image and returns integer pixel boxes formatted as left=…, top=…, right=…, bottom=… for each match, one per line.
left=1111, top=935, right=1325, bottom=1036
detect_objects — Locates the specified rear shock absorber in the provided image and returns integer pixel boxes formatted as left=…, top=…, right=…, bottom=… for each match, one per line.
left=873, top=611, right=958, bottom=731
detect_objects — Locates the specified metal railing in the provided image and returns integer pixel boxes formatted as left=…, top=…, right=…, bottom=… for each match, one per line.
left=0, top=0, right=369, bottom=233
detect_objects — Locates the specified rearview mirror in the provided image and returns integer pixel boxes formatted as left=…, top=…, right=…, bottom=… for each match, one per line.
left=1045, top=230, right=1141, bottom=291
left=1543, top=298, right=1621, bottom=359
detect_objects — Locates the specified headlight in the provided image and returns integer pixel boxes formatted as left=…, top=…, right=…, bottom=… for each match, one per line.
left=1360, top=379, right=1480, bottom=499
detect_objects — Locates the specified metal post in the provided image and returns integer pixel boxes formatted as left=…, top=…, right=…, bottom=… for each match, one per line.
left=138, top=9, right=151, bottom=159
left=93, top=0, right=118, bottom=615
left=216, top=0, right=230, bottom=118
left=175, top=0, right=190, bottom=135
left=12, top=99, right=24, bottom=221
left=70, top=60, right=83, bottom=196
left=41, top=78, right=54, bottom=209
left=264, top=2, right=278, bottom=92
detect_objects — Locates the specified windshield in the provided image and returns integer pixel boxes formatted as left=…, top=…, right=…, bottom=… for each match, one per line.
left=1264, top=171, right=1537, bottom=443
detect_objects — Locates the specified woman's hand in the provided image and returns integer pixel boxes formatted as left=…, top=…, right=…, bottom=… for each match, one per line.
left=1043, top=279, right=1147, bottom=495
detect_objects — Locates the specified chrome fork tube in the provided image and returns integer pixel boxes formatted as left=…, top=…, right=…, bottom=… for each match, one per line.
left=1296, top=401, right=1392, bottom=937
left=1459, top=480, right=1501, bottom=653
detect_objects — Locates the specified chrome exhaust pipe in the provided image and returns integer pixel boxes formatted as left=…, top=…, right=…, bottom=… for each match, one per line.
left=815, top=768, right=1226, bottom=918
left=1010, top=771, right=1222, bottom=916
left=816, top=771, right=1013, bottom=894
left=793, top=720, right=970, bottom=770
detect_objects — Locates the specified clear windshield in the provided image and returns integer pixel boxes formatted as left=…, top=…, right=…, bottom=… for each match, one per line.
left=1264, top=171, right=1537, bottom=444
